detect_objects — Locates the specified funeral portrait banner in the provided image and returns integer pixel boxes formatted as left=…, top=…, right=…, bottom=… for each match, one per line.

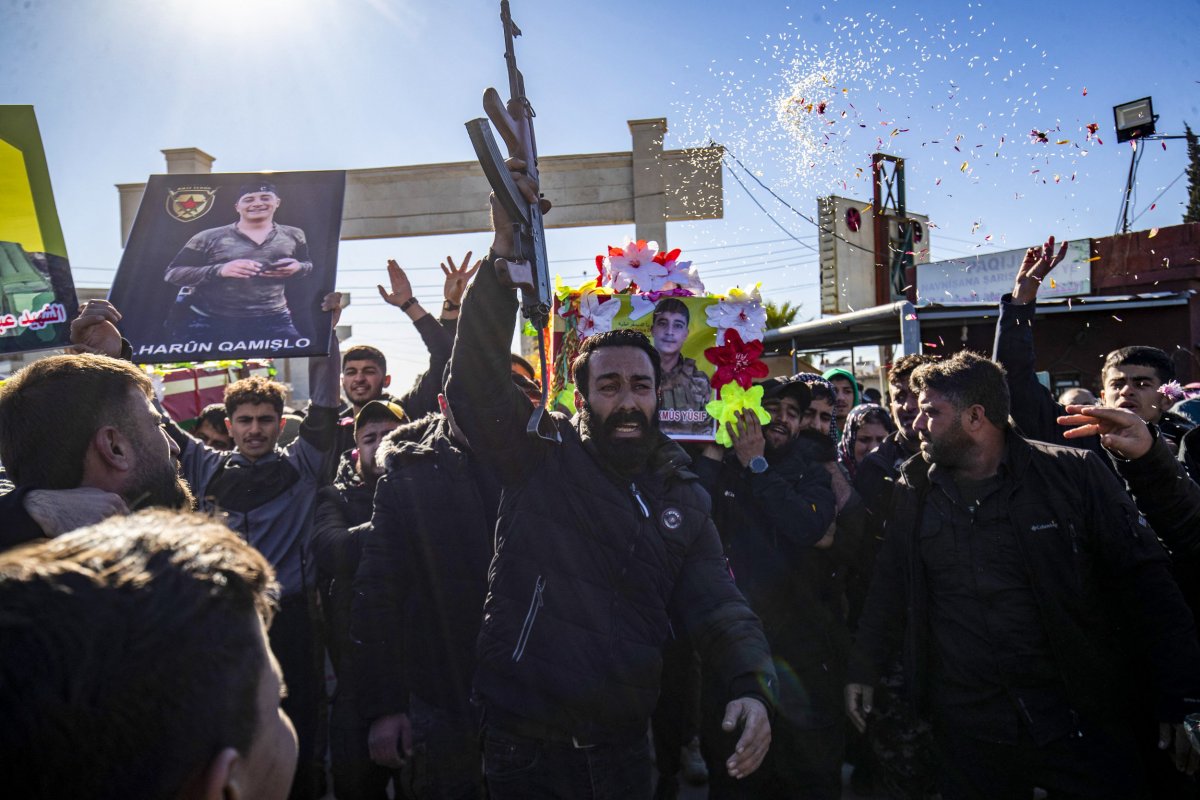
left=0, top=105, right=80, bottom=354
left=110, top=170, right=345, bottom=363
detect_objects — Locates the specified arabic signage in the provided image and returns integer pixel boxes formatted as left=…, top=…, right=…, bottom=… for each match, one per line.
left=110, top=171, right=345, bottom=364
left=0, top=106, right=80, bottom=354
left=916, top=239, right=1091, bottom=305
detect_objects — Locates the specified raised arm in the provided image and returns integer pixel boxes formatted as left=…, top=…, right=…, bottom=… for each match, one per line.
left=991, top=235, right=1084, bottom=447
left=289, top=293, right=343, bottom=476
left=1062, top=404, right=1200, bottom=558
left=382, top=255, right=478, bottom=419
left=444, top=161, right=550, bottom=486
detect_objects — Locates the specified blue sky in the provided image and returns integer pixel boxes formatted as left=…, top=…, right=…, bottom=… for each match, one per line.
left=3, top=0, right=1198, bottom=383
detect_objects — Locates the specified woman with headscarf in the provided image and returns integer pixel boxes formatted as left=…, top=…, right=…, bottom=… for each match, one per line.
left=836, top=404, right=896, bottom=482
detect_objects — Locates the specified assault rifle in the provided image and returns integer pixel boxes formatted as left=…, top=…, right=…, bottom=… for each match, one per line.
left=465, top=0, right=559, bottom=442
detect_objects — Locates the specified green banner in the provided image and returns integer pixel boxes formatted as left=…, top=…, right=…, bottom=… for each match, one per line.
left=0, top=106, right=78, bottom=353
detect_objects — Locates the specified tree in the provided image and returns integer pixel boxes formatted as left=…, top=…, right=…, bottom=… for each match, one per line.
left=1186, top=123, right=1200, bottom=224
left=764, top=300, right=801, bottom=331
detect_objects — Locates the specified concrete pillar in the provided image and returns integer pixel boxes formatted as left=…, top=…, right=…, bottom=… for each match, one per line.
left=628, top=118, right=667, bottom=248
left=162, top=147, right=215, bottom=175
left=116, top=148, right=217, bottom=245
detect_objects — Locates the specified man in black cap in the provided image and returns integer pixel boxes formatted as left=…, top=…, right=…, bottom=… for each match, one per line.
left=164, top=181, right=313, bottom=342
left=695, top=375, right=840, bottom=798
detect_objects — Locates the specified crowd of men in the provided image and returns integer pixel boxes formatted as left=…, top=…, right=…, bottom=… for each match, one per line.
left=2, top=172, right=1200, bottom=800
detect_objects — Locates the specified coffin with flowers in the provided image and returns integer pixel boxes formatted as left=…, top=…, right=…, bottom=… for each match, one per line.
left=148, top=360, right=275, bottom=424
left=549, top=240, right=770, bottom=443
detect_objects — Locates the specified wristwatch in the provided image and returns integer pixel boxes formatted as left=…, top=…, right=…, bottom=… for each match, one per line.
left=399, top=296, right=420, bottom=312
left=748, top=455, right=769, bottom=474
left=442, top=299, right=461, bottom=312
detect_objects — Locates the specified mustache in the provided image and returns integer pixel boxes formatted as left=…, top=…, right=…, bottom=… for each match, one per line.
left=603, top=409, right=652, bottom=433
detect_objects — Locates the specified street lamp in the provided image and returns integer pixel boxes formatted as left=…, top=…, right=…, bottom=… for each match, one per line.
left=1113, top=96, right=1163, bottom=233
left=1113, top=97, right=1156, bottom=143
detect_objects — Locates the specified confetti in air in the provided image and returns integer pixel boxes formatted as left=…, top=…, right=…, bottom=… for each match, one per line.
left=672, top=1, right=1110, bottom=245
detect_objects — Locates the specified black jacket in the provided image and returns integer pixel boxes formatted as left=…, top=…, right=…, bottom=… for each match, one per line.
left=1113, top=430, right=1200, bottom=636
left=313, top=453, right=375, bottom=667
left=312, top=454, right=375, bottom=727
left=852, top=430, right=917, bottom=584
left=694, top=441, right=840, bottom=726
left=849, top=429, right=1200, bottom=728
left=445, top=256, right=777, bottom=741
left=350, top=413, right=499, bottom=722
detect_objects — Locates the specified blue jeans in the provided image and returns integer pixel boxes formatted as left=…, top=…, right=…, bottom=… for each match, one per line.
left=483, top=725, right=651, bottom=800
left=404, top=695, right=485, bottom=800
left=170, top=305, right=303, bottom=343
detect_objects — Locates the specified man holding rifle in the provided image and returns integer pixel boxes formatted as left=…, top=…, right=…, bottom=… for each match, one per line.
left=445, top=160, right=776, bottom=799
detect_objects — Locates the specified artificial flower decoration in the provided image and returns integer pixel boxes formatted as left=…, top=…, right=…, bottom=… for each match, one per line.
left=1159, top=380, right=1186, bottom=406
left=654, top=248, right=706, bottom=293
left=705, top=284, right=768, bottom=345
left=555, top=384, right=578, bottom=414
left=575, top=289, right=620, bottom=338
left=704, top=329, right=769, bottom=391
left=603, top=239, right=668, bottom=292
left=627, top=287, right=696, bottom=321
left=705, top=383, right=771, bottom=448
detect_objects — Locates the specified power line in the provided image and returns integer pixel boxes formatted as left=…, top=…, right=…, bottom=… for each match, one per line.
left=723, top=161, right=820, bottom=253
left=1130, top=168, right=1187, bottom=225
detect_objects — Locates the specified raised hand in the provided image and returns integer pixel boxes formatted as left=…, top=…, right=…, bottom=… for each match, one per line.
left=68, top=299, right=124, bottom=358
left=441, top=251, right=481, bottom=306
left=1011, top=235, right=1068, bottom=305
left=376, top=259, right=414, bottom=308
left=489, top=157, right=552, bottom=257
left=321, top=292, right=344, bottom=328
left=725, top=409, right=766, bottom=468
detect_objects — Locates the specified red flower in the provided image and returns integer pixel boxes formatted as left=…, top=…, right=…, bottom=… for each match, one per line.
left=652, top=248, right=682, bottom=266
left=704, top=329, right=768, bottom=392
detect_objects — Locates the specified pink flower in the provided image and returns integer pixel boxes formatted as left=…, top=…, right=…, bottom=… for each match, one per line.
left=653, top=248, right=705, bottom=293
left=603, top=239, right=668, bottom=292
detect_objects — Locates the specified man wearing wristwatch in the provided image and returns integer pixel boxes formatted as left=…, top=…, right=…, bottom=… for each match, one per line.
left=695, top=375, right=842, bottom=798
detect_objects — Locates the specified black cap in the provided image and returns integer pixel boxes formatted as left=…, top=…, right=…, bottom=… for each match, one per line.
left=757, top=376, right=811, bottom=410
left=236, top=181, right=279, bottom=198
left=353, top=400, right=406, bottom=437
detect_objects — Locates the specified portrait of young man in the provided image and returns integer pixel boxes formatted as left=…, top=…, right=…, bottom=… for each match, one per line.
left=109, top=171, right=345, bottom=363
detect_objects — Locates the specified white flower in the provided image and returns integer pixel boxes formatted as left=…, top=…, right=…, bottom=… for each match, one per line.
left=604, top=239, right=668, bottom=292
left=576, top=290, right=621, bottom=338
left=705, top=284, right=767, bottom=345
left=627, top=294, right=657, bottom=321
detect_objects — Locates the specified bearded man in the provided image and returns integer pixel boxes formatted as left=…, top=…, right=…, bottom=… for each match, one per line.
left=444, top=159, right=777, bottom=800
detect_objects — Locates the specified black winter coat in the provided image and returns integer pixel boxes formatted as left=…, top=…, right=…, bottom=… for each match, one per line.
left=849, top=429, right=1200, bottom=729
left=349, top=413, right=499, bottom=722
left=694, top=442, right=840, bottom=726
left=1113, top=430, right=1200, bottom=638
left=445, top=257, right=776, bottom=742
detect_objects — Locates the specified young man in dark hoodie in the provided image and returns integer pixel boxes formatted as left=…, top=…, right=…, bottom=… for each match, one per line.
left=313, top=399, right=406, bottom=800
left=695, top=376, right=840, bottom=798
